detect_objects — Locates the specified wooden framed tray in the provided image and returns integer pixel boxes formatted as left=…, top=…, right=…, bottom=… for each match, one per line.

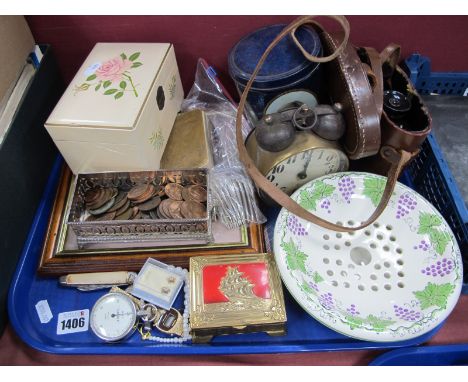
left=38, top=166, right=266, bottom=276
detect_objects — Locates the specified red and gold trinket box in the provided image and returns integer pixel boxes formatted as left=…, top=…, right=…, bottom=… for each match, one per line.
left=189, top=253, right=287, bottom=342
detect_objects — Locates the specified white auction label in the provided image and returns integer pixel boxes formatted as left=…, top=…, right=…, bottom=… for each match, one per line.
left=35, top=300, right=53, bottom=324
left=56, top=309, right=89, bottom=335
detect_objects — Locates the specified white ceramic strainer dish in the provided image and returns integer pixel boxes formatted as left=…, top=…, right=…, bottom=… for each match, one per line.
left=273, top=172, right=463, bottom=342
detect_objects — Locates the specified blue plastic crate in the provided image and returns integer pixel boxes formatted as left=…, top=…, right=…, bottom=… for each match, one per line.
left=404, top=54, right=468, bottom=96
left=402, top=54, right=468, bottom=294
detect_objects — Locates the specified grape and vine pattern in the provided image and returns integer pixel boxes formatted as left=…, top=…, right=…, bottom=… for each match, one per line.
left=318, top=292, right=335, bottom=310
left=287, top=215, right=309, bottom=236
left=417, top=212, right=452, bottom=255
left=396, top=192, right=417, bottom=219
left=421, top=259, right=455, bottom=277
left=338, top=176, right=356, bottom=204
left=393, top=305, right=422, bottom=321
left=298, top=180, right=335, bottom=211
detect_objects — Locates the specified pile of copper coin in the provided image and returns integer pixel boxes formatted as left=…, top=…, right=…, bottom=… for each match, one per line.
left=83, top=171, right=207, bottom=222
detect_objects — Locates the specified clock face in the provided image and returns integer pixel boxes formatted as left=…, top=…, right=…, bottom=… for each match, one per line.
left=90, top=293, right=136, bottom=342
left=265, top=148, right=348, bottom=195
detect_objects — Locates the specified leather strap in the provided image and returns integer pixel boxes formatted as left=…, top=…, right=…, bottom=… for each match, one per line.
left=363, top=47, right=384, bottom=115
left=235, top=16, right=414, bottom=232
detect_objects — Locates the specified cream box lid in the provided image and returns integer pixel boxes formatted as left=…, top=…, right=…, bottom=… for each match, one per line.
left=46, top=42, right=171, bottom=130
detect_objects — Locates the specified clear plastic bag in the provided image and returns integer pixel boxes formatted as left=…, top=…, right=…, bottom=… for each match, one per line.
left=181, top=59, right=266, bottom=228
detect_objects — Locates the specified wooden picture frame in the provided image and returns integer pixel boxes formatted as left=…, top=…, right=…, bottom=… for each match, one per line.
left=38, top=166, right=266, bottom=277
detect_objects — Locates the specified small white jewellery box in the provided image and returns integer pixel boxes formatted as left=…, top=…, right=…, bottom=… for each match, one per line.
left=45, top=43, right=184, bottom=174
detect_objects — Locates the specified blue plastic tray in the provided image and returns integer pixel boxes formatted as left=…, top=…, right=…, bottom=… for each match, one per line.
left=370, top=344, right=468, bottom=366
left=8, top=156, right=442, bottom=355
left=402, top=54, right=468, bottom=293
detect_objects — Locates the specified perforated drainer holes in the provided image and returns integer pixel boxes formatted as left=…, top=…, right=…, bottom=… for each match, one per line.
left=397, top=259, right=404, bottom=266
left=370, top=274, right=377, bottom=280
left=377, top=234, right=384, bottom=240
left=348, top=264, right=355, bottom=270
left=331, top=280, right=338, bottom=287
left=384, top=261, right=391, bottom=268
left=354, top=273, right=362, bottom=281
left=344, top=282, right=350, bottom=288
left=373, top=222, right=380, bottom=228
left=396, top=248, right=403, bottom=254
left=336, top=233, right=342, bottom=239
left=341, top=270, right=348, bottom=277
left=370, top=242, right=377, bottom=249
left=383, top=245, right=390, bottom=252
left=358, top=284, right=365, bottom=291
left=374, top=264, right=382, bottom=270
left=334, top=244, right=341, bottom=250
left=386, top=225, right=393, bottom=231
left=336, top=221, right=343, bottom=226
left=345, top=241, right=351, bottom=247
left=350, top=247, right=372, bottom=266
left=364, top=230, right=371, bottom=236
left=384, top=272, right=391, bottom=279
left=384, top=284, right=391, bottom=290
left=327, top=270, right=334, bottom=276
left=398, top=271, right=404, bottom=277
left=397, top=282, right=405, bottom=288
left=390, top=236, right=396, bottom=242
left=336, top=259, right=343, bottom=266
left=371, top=285, right=378, bottom=292
left=348, top=220, right=355, bottom=226
left=323, top=234, right=330, bottom=240
left=323, top=244, right=330, bottom=250
left=323, top=258, right=330, bottom=264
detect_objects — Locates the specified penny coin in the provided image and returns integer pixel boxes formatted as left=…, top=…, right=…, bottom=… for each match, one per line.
left=134, top=184, right=156, bottom=204
left=181, top=187, right=191, bottom=202
left=158, top=199, right=172, bottom=219
left=84, top=187, right=103, bottom=204
left=88, top=196, right=116, bottom=215
left=115, top=199, right=131, bottom=216
left=107, top=192, right=128, bottom=212
left=167, top=200, right=183, bottom=219
left=180, top=201, right=206, bottom=219
left=95, top=211, right=117, bottom=221
left=187, top=185, right=207, bottom=203
left=136, top=196, right=161, bottom=211
left=165, top=183, right=183, bottom=201
left=128, top=184, right=150, bottom=201
left=86, top=188, right=110, bottom=209
left=115, top=206, right=133, bottom=220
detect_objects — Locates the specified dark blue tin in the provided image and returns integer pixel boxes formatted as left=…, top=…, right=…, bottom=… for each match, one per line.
left=228, top=24, right=323, bottom=118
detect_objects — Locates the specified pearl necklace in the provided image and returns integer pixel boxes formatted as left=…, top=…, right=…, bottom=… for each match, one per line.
left=144, top=267, right=192, bottom=343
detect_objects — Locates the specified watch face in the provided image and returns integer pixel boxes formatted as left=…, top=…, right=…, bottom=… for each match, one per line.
left=90, top=293, right=136, bottom=342
left=265, top=148, right=348, bottom=195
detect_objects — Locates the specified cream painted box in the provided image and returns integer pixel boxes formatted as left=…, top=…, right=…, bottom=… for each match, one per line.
left=45, top=43, right=183, bottom=174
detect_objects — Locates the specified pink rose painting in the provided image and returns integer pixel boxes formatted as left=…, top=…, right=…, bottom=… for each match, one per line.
left=95, top=57, right=132, bottom=83
left=74, top=52, right=143, bottom=99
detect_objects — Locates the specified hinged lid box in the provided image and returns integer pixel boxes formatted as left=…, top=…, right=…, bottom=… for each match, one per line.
left=45, top=42, right=183, bottom=174
left=189, top=253, right=287, bottom=342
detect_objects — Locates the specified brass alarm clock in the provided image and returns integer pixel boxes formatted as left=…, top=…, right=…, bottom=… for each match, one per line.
left=246, top=103, right=349, bottom=196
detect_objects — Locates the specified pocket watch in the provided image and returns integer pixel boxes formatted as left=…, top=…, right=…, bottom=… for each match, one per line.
left=246, top=104, right=349, bottom=196
left=90, top=292, right=137, bottom=342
